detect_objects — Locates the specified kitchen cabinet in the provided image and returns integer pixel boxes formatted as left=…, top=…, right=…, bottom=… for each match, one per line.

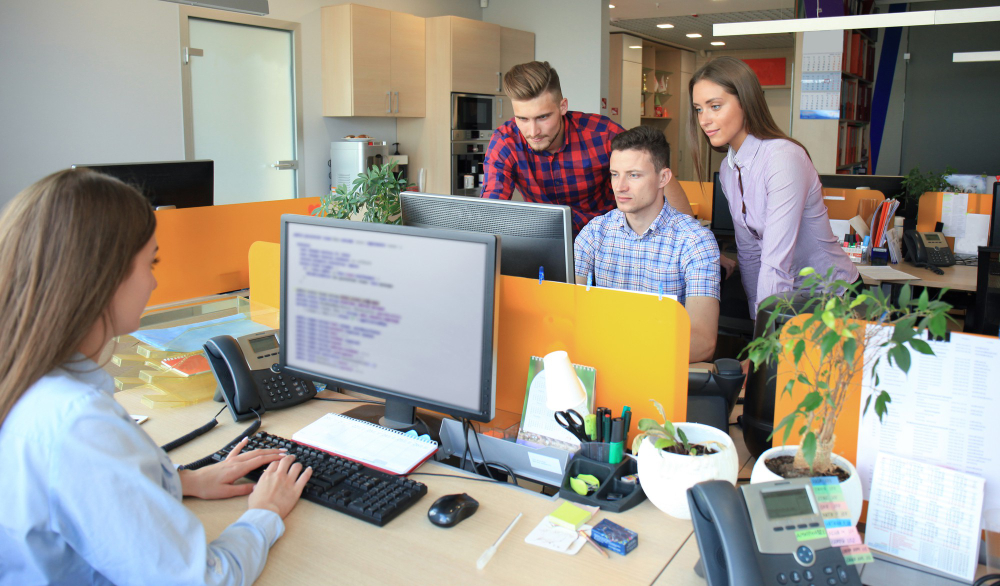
left=450, top=18, right=501, bottom=95
left=499, top=27, right=535, bottom=91
left=321, top=4, right=425, bottom=117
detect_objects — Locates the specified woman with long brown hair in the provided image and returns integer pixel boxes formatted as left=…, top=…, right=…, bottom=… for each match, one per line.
left=689, top=56, right=857, bottom=316
left=0, top=169, right=311, bottom=584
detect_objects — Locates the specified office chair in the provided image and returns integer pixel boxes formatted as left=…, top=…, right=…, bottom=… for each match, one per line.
left=741, top=293, right=816, bottom=459
left=968, top=246, right=1000, bottom=336
left=686, top=358, right=746, bottom=433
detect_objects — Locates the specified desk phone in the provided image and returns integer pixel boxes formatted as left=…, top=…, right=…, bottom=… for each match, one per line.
left=204, top=331, right=316, bottom=421
left=688, top=479, right=860, bottom=586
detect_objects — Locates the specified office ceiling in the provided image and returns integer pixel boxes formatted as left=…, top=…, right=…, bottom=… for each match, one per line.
left=608, top=0, right=797, bottom=51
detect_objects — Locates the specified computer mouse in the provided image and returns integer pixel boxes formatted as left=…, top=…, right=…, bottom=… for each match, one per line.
left=427, top=493, right=479, bottom=527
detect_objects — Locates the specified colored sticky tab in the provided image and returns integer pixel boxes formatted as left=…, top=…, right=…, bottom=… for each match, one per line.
left=841, top=543, right=874, bottom=565
left=819, top=501, right=850, bottom=513
left=795, top=528, right=827, bottom=542
left=811, top=476, right=840, bottom=486
left=827, top=526, right=862, bottom=547
left=824, top=518, right=851, bottom=529
left=822, top=510, right=844, bottom=520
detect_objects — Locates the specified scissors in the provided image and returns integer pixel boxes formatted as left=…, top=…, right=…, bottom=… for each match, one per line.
left=554, top=410, right=590, bottom=443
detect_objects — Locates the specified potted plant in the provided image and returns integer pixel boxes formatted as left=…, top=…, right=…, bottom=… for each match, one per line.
left=632, top=400, right=738, bottom=520
left=898, top=165, right=956, bottom=223
left=743, top=267, right=953, bottom=525
left=312, top=159, right=411, bottom=224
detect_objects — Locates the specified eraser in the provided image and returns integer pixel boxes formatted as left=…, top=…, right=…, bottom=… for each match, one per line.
left=591, top=518, right=638, bottom=556
left=548, top=501, right=592, bottom=530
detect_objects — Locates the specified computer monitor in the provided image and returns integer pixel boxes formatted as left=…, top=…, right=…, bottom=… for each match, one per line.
left=399, top=191, right=575, bottom=283
left=710, top=172, right=735, bottom=236
left=818, top=174, right=905, bottom=200
left=73, top=160, right=214, bottom=209
left=279, top=215, right=499, bottom=429
left=990, top=181, right=1000, bottom=248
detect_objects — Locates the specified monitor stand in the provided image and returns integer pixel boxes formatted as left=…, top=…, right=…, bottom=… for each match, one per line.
left=342, top=399, right=432, bottom=437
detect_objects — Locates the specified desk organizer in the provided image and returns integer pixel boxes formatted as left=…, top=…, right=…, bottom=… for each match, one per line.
left=558, top=449, right=646, bottom=513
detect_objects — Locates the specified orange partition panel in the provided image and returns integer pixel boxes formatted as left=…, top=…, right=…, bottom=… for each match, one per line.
left=916, top=192, right=993, bottom=249
left=820, top=188, right=884, bottom=220
left=151, top=198, right=318, bottom=306
left=248, top=249, right=690, bottom=448
left=679, top=181, right=712, bottom=221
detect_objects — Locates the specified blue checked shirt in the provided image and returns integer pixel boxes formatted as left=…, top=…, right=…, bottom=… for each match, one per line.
left=574, top=201, right=721, bottom=305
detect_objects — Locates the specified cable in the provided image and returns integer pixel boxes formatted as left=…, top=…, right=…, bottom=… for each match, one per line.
left=160, top=406, right=227, bottom=453
left=460, top=417, right=520, bottom=488
left=177, top=410, right=262, bottom=471
left=973, top=574, right=1000, bottom=586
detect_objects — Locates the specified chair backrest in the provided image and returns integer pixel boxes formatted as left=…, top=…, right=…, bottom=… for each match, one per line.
left=973, top=246, right=1000, bottom=336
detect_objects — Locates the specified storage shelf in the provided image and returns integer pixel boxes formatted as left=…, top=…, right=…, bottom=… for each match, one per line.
left=837, top=158, right=869, bottom=171
left=841, top=71, right=873, bottom=84
left=839, top=119, right=871, bottom=126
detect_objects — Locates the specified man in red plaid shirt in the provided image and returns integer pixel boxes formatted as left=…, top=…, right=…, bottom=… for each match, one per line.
left=481, top=61, right=693, bottom=235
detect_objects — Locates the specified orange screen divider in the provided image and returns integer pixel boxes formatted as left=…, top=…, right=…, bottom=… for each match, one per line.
left=248, top=244, right=690, bottom=447
left=916, top=191, right=994, bottom=248
left=150, top=198, right=318, bottom=306
left=820, top=188, right=884, bottom=221
left=679, top=181, right=712, bottom=221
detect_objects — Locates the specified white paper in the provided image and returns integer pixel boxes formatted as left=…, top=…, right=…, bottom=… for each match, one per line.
left=830, top=219, right=853, bottom=241
left=954, top=214, right=991, bottom=255
left=856, top=266, right=918, bottom=281
left=857, top=329, right=1000, bottom=514
left=865, top=453, right=985, bottom=582
left=524, top=519, right=588, bottom=554
left=520, top=370, right=587, bottom=447
left=527, top=452, right=564, bottom=475
left=940, top=193, right=969, bottom=238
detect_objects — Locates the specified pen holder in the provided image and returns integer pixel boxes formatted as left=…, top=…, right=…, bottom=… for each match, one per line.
left=558, top=445, right=646, bottom=513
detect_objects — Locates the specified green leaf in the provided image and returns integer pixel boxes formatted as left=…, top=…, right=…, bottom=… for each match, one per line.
left=797, top=373, right=811, bottom=386
left=918, top=288, right=929, bottom=311
left=820, top=331, right=839, bottom=361
left=863, top=394, right=873, bottom=416
left=801, top=391, right=823, bottom=412
left=821, top=310, right=836, bottom=330
left=801, top=432, right=817, bottom=470
left=892, top=345, right=912, bottom=374
left=793, top=340, right=806, bottom=364
left=782, top=379, right=795, bottom=397
left=677, top=427, right=690, bottom=450
left=636, top=418, right=666, bottom=435
left=842, top=337, right=858, bottom=368
left=651, top=399, right=667, bottom=423
left=800, top=267, right=816, bottom=276
left=898, top=284, right=911, bottom=308
left=654, top=437, right=676, bottom=450
left=874, top=391, right=892, bottom=421
left=908, top=338, right=934, bottom=355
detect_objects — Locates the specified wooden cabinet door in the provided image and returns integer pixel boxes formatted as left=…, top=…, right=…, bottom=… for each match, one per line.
left=390, top=12, right=425, bottom=117
left=499, top=27, right=534, bottom=88
left=450, top=17, right=500, bottom=95
left=350, top=5, right=391, bottom=117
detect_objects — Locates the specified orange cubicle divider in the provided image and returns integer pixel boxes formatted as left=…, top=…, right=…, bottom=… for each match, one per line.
left=916, top=191, right=993, bottom=248
left=820, top=188, right=884, bottom=221
left=679, top=181, right=713, bottom=221
left=247, top=243, right=690, bottom=448
left=150, top=198, right=319, bottom=306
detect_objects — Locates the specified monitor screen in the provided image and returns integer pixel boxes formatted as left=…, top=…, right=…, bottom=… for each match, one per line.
left=400, top=191, right=574, bottom=283
left=991, top=182, right=1000, bottom=248
left=279, top=215, right=499, bottom=427
left=710, top=172, right=735, bottom=236
left=73, top=160, right=213, bottom=209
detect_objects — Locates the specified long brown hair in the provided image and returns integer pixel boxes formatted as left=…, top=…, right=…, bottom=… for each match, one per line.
left=0, top=169, right=156, bottom=424
left=688, top=56, right=809, bottom=183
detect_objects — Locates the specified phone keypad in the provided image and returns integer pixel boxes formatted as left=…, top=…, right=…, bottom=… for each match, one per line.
left=928, top=248, right=951, bottom=265
left=262, top=373, right=310, bottom=405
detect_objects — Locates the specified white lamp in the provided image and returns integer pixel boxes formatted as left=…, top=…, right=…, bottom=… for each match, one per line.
left=542, top=351, right=587, bottom=411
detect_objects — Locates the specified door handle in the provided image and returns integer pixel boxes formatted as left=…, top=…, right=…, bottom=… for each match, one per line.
left=394, top=91, right=399, bottom=114
left=386, top=91, right=391, bottom=114
left=271, top=160, right=298, bottom=170
left=496, top=98, right=502, bottom=119
left=497, top=72, right=502, bottom=92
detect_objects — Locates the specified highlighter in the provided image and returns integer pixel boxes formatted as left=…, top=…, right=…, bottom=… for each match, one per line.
left=583, top=414, right=597, bottom=441
left=609, top=418, right=624, bottom=464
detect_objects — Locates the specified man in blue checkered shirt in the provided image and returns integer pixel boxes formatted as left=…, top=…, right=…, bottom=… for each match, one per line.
left=574, top=125, right=720, bottom=362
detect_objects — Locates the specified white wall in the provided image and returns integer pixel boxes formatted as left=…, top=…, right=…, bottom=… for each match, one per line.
left=0, top=0, right=484, bottom=208
left=483, top=0, right=608, bottom=115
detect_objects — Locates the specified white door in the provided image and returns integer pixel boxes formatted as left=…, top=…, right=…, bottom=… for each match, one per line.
left=186, top=17, right=298, bottom=204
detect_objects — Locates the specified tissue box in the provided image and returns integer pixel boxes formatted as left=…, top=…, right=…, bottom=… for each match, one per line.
left=590, top=519, right=637, bottom=556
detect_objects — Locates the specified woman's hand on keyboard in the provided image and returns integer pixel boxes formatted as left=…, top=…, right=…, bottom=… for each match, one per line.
left=180, top=437, right=286, bottom=500
left=248, top=454, right=313, bottom=518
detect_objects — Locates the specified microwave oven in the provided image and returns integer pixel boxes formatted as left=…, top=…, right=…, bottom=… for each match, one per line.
left=452, top=93, right=498, bottom=134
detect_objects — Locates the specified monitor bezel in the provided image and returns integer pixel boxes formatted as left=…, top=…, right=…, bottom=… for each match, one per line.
left=710, top=171, right=735, bottom=237
left=72, top=160, right=214, bottom=209
left=278, top=214, right=499, bottom=423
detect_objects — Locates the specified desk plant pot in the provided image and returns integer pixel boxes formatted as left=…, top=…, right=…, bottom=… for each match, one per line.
left=637, top=421, right=738, bottom=520
left=750, top=445, right=863, bottom=527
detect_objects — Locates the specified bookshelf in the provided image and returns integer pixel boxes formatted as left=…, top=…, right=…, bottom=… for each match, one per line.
left=836, top=28, right=877, bottom=174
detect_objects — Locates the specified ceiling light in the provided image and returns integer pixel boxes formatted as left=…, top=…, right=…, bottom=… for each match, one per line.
left=714, top=6, right=1000, bottom=36
left=629, top=45, right=643, bottom=49
left=657, top=23, right=675, bottom=29
left=711, top=41, right=726, bottom=46
left=686, top=33, right=703, bottom=38
left=609, top=3, right=615, bottom=7
left=953, top=51, right=1000, bottom=62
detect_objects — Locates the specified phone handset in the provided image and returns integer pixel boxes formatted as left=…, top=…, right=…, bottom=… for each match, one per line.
left=204, top=335, right=263, bottom=421
left=688, top=481, right=763, bottom=586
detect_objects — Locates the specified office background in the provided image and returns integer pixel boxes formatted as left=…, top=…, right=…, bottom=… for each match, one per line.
left=0, top=0, right=996, bottom=210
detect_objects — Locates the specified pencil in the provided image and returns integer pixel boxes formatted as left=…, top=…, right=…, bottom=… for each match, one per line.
left=579, top=529, right=609, bottom=558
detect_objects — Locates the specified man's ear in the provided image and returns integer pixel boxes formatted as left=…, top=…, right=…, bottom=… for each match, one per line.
left=659, top=167, right=673, bottom=189
left=559, top=97, right=568, bottom=116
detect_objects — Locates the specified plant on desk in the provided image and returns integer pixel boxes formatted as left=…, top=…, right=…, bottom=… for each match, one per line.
left=899, top=165, right=956, bottom=219
left=312, top=159, right=411, bottom=224
left=743, top=267, right=953, bottom=524
left=632, top=399, right=738, bottom=520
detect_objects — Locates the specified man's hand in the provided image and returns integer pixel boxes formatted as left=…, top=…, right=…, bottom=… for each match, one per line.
left=720, top=255, right=738, bottom=280
left=179, top=437, right=286, bottom=500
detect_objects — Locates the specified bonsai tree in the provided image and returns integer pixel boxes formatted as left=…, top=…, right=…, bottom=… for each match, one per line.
left=632, top=399, right=721, bottom=456
left=312, top=159, right=411, bottom=224
left=743, top=267, right=953, bottom=476
left=900, top=165, right=956, bottom=210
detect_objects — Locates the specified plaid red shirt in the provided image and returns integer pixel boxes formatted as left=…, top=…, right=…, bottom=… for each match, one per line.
left=480, top=111, right=625, bottom=235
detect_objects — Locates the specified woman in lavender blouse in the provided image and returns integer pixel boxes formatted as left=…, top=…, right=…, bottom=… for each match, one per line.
left=688, top=57, right=858, bottom=317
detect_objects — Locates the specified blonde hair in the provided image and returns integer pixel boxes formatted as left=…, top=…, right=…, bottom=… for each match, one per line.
left=503, top=61, right=563, bottom=102
left=688, top=56, right=809, bottom=183
left=0, top=168, right=156, bottom=424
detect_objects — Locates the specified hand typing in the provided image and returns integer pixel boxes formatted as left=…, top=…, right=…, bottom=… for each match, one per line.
left=179, top=437, right=285, bottom=500
left=248, top=454, right=312, bottom=519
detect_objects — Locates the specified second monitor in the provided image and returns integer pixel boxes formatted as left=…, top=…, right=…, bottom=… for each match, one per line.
left=400, top=192, right=575, bottom=283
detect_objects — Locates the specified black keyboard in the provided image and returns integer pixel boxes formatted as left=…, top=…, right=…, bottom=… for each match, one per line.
left=212, top=431, right=427, bottom=527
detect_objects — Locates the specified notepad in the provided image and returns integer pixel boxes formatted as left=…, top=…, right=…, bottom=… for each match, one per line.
left=292, top=413, right=438, bottom=475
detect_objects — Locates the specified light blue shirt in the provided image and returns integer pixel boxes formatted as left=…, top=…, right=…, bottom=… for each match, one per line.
left=0, top=357, right=284, bottom=585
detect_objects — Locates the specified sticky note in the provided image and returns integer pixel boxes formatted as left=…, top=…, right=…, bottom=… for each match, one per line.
left=827, top=526, right=862, bottom=547
left=811, top=476, right=840, bottom=486
left=548, top=502, right=592, bottom=530
left=824, top=518, right=851, bottom=529
left=840, top=543, right=873, bottom=565
left=795, top=528, right=827, bottom=541
left=819, top=501, right=850, bottom=512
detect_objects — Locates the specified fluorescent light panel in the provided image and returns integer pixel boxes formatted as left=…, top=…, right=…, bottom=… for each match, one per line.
left=686, top=33, right=703, bottom=38
left=953, top=51, right=1000, bottom=62
left=657, top=23, right=675, bottom=28
left=714, top=6, right=1000, bottom=36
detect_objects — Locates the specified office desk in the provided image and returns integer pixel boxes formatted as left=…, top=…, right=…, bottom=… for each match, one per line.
left=115, top=388, right=697, bottom=584
left=860, top=261, right=977, bottom=292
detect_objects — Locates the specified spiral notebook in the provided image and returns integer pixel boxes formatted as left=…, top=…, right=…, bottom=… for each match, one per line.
left=292, top=413, right=438, bottom=475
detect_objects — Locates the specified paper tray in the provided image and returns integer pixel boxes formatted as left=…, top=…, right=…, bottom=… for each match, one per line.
left=438, top=417, right=573, bottom=486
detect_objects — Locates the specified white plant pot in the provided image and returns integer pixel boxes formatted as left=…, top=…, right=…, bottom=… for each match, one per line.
left=637, top=422, right=739, bottom=520
left=751, top=445, right=863, bottom=527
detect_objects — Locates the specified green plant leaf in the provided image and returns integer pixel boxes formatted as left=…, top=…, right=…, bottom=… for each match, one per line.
left=793, top=340, right=806, bottom=364
left=651, top=399, right=667, bottom=423
left=801, top=432, right=817, bottom=471
left=654, top=437, right=676, bottom=450
left=801, top=391, right=823, bottom=412
left=820, top=331, right=839, bottom=361
left=892, top=345, right=912, bottom=374
left=863, top=394, right=873, bottom=416
left=918, top=288, right=929, bottom=312
left=677, top=427, right=690, bottom=451
left=898, top=284, right=911, bottom=308
left=821, top=310, right=836, bottom=330
left=874, top=391, right=892, bottom=421
left=799, top=267, right=816, bottom=276
left=908, top=338, right=934, bottom=355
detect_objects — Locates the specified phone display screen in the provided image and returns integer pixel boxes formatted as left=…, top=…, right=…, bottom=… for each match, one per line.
left=761, top=488, right=815, bottom=519
left=924, top=233, right=941, bottom=242
left=249, top=335, right=279, bottom=354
